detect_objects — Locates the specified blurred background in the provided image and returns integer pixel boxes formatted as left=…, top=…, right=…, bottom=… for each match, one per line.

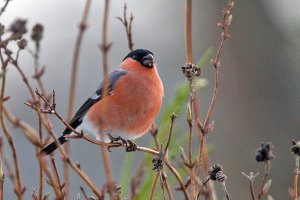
left=1, top=0, right=300, bottom=199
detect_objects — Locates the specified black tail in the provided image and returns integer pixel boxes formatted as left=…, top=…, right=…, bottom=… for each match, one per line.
left=41, top=135, right=68, bottom=155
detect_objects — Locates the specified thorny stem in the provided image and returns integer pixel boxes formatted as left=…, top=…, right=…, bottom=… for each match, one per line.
left=294, top=155, right=299, bottom=200
left=258, top=160, right=270, bottom=199
left=65, top=1, right=92, bottom=198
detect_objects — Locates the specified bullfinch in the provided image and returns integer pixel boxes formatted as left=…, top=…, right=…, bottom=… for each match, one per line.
left=42, top=49, right=164, bottom=154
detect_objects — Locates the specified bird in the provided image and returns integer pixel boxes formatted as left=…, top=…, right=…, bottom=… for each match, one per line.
left=41, top=49, right=164, bottom=155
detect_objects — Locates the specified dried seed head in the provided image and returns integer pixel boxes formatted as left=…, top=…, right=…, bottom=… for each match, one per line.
left=9, top=19, right=27, bottom=36
left=182, top=63, right=201, bottom=79
left=292, top=140, right=300, bottom=156
left=208, top=164, right=223, bottom=181
left=31, top=24, right=44, bottom=42
left=255, top=142, right=275, bottom=162
left=17, top=38, right=27, bottom=49
left=216, top=171, right=227, bottom=182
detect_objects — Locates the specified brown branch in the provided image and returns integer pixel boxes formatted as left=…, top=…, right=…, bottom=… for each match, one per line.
left=203, top=1, right=234, bottom=130
left=241, top=172, right=258, bottom=200
left=99, top=1, right=116, bottom=199
left=0, top=54, right=23, bottom=200
left=80, top=186, right=89, bottom=200
left=50, top=156, right=64, bottom=195
left=258, top=161, right=270, bottom=199
left=185, top=0, right=193, bottom=63
left=117, top=3, right=134, bottom=51
left=65, top=1, right=92, bottom=198
left=130, top=163, right=144, bottom=200
left=0, top=0, right=11, bottom=17
left=163, top=113, right=176, bottom=155
left=41, top=158, right=63, bottom=199
left=0, top=159, right=4, bottom=200
left=160, top=170, right=173, bottom=200
left=165, top=161, right=189, bottom=200
left=0, top=138, right=14, bottom=183
left=41, top=120, right=103, bottom=199
left=149, top=172, right=159, bottom=200
left=294, top=155, right=299, bottom=200
left=5, top=49, right=103, bottom=199
left=3, top=105, right=40, bottom=146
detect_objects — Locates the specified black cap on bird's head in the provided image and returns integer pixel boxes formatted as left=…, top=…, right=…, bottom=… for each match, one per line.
left=123, top=49, right=154, bottom=68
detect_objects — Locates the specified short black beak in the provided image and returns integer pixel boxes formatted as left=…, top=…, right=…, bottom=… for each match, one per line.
left=142, top=54, right=154, bottom=68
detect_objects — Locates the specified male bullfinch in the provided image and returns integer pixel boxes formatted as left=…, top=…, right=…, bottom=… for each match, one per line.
left=42, top=49, right=164, bottom=154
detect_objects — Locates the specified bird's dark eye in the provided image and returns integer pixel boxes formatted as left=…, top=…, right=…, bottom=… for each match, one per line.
left=132, top=55, right=137, bottom=60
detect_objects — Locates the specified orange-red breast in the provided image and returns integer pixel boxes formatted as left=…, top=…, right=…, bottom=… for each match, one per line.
left=42, top=49, right=164, bottom=154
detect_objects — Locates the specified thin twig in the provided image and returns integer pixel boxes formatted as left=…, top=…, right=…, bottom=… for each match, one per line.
left=117, top=3, right=134, bottom=51
left=0, top=0, right=11, bottom=17
left=99, top=1, right=116, bottom=199
left=294, top=155, right=299, bottom=200
left=258, top=161, right=270, bottom=199
left=0, top=54, right=23, bottom=200
left=185, top=0, right=193, bottom=63
left=0, top=159, right=4, bottom=200
left=80, top=186, right=89, bottom=200
left=241, top=172, right=258, bottom=200
left=163, top=113, right=176, bottom=156
left=149, top=172, right=159, bottom=200
left=40, top=158, right=63, bottom=199
left=203, top=1, right=234, bottom=130
left=65, top=1, right=92, bottom=198
left=160, top=170, right=173, bottom=200
left=42, top=121, right=103, bottom=199
left=50, top=157, right=63, bottom=194
left=165, top=161, right=189, bottom=200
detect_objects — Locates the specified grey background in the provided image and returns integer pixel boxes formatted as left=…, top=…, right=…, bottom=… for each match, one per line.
left=1, top=0, right=300, bottom=199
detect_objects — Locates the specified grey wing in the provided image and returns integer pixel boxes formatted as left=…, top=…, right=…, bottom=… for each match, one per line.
left=63, top=69, right=127, bottom=135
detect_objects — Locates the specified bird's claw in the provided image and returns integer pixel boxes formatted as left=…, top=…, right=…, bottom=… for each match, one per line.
left=106, top=134, right=137, bottom=152
left=125, top=140, right=137, bottom=152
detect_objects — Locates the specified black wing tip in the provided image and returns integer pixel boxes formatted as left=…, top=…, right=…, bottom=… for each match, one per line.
left=41, top=136, right=67, bottom=155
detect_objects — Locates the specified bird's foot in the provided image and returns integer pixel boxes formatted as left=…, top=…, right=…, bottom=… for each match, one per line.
left=106, top=134, right=137, bottom=152
left=125, top=140, right=137, bottom=152
left=107, top=134, right=127, bottom=152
